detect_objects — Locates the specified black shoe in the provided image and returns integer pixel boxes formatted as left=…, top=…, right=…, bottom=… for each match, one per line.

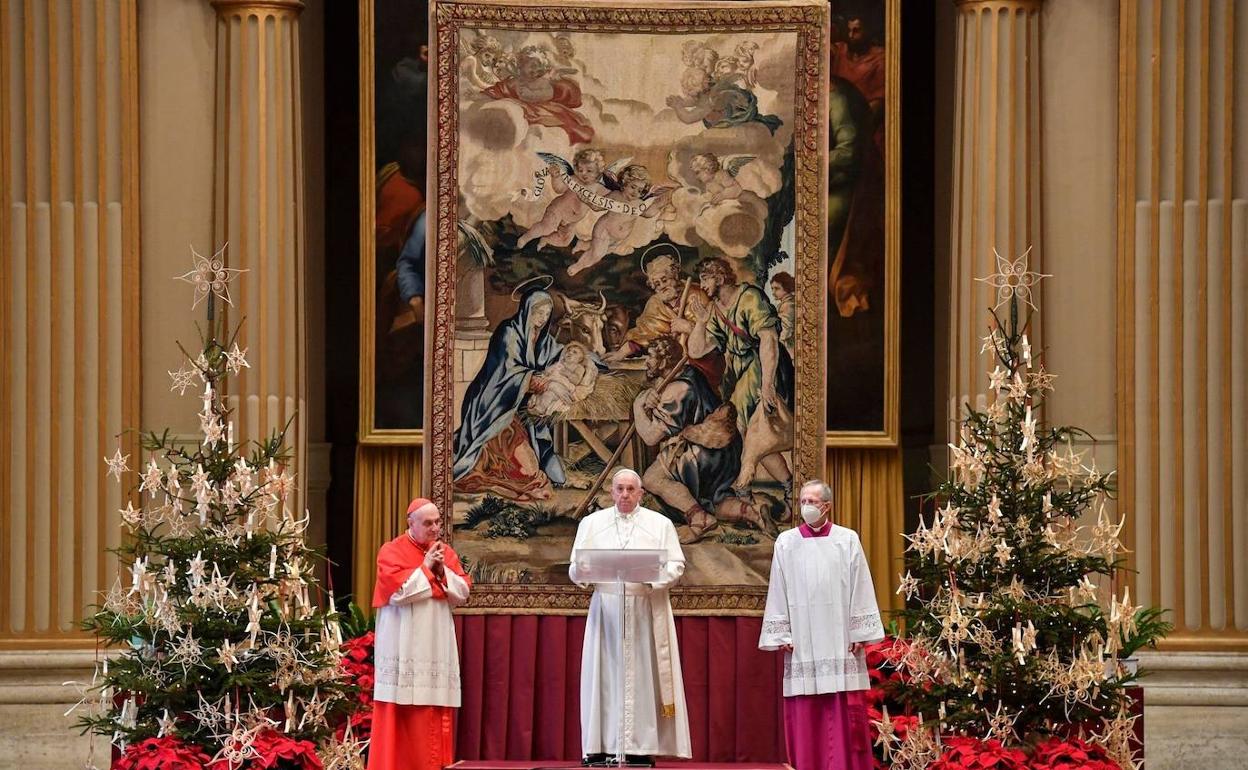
left=582, top=754, right=609, bottom=767
left=624, top=756, right=654, bottom=767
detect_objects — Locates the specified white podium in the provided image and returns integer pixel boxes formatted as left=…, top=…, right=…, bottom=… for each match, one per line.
left=573, top=548, right=666, bottom=766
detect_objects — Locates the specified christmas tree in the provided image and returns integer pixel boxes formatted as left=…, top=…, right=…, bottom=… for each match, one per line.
left=876, top=252, right=1167, bottom=770
left=71, top=247, right=364, bottom=770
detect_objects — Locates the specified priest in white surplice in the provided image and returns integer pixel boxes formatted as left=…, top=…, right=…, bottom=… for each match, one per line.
left=570, top=468, right=692, bottom=765
left=759, top=480, right=883, bottom=770
left=370, top=498, right=472, bottom=770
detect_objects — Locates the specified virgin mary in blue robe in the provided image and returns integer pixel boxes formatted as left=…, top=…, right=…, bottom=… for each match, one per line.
left=453, top=289, right=567, bottom=499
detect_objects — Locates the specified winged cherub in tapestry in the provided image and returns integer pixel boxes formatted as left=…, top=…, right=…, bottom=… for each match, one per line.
left=516, top=149, right=628, bottom=251
left=567, top=164, right=675, bottom=276
left=689, top=152, right=757, bottom=207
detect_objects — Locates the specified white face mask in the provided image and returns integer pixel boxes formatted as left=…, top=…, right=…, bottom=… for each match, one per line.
left=800, top=503, right=825, bottom=526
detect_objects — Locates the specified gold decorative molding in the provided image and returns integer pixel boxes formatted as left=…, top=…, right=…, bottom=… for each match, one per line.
left=210, top=0, right=305, bottom=16
left=953, top=0, right=1043, bottom=10
left=456, top=584, right=767, bottom=616
left=1156, top=634, right=1248, bottom=653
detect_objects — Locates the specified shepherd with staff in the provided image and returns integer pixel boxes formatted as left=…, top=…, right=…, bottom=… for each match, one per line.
left=575, top=252, right=774, bottom=543
left=604, top=245, right=723, bottom=390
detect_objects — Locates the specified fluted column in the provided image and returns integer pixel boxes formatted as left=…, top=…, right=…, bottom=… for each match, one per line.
left=947, top=0, right=1044, bottom=432
left=210, top=0, right=307, bottom=517
left=0, top=0, right=140, bottom=643
left=1118, top=0, right=1248, bottom=643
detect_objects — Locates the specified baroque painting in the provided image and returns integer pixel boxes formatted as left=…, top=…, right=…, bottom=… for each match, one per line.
left=425, top=0, right=830, bottom=613
left=359, top=0, right=432, bottom=443
left=824, top=0, right=899, bottom=445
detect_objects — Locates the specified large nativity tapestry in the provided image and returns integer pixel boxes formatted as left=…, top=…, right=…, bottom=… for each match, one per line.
left=424, top=0, right=830, bottom=613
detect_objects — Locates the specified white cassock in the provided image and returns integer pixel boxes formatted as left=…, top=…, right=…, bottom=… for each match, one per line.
left=570, top=506, right=692, bottom=758
left=373, top=559, right=472, bottom=706
left=758, top=524, right=884, bottom=696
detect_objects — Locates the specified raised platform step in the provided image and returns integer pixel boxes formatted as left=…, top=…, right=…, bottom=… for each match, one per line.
left=450, top=762, right=791, bottom=770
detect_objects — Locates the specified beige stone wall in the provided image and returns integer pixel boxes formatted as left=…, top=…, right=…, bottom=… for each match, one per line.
left=140, top=0, right=217, bottom=437
left=1039, top=0, right=1119, bottom=446
left=0, top=0, right=1243, bottom=766
left=934, top=1, right=1248, bottom=767
left=140, top=0, right=328, bottom=541
left=0, top=0, right=326, bottom=765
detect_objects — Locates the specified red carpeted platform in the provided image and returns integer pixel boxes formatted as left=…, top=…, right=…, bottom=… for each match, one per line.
left=449, top=758, right=788, bottom=763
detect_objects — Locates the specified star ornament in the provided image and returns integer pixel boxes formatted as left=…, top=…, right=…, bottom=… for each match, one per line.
left=225, top=343, right=250, bottom=375
left=976, top=247, right=1051, bottom=311
left=168, top=363, right=199, bottom=396
left=897, top=571, right=920, bottom=600
left=104, top=448, right=131, bottom=481
left=175, top=244, right=247, bottom=310
left=322, top=725, right=369, bottom=770
left=985, top=701, right=1019, bottom=742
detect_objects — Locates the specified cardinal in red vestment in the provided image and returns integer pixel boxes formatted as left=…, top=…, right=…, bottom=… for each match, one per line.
left=368, top=498, right=471, bottom=770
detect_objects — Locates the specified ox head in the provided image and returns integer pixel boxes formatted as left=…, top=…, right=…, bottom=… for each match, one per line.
left=604, top=306, right=631, bottom=352
left=554, top=291, right=609, bottom=357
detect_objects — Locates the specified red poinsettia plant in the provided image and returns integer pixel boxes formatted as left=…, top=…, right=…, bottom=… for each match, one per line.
left=862, top=635, right=1124, bottom=770
left=250, top=729, right=324, bottom=770
left=115, top=736, right=212, bottom=770
left=338, top=629, right=376, bottom=742
left=1030, top=736, right=1122, bottom=770
left=863, top=635, right=919, bottom=769
left=863, top=635, right=910, bottom=707
left=930, top=736, right=1029, bottom=770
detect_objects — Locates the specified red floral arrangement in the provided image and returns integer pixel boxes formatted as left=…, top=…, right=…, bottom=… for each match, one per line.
left=250, top=729, right=324, bottom=770
left=930, top=736, right=1028, bottom=770
left=863, top=636, right=910, bottom=709
left=206, top=729, right=323, bottom=770
left=1030, top=736, right=1122, bottom=770
left=115, top=736, right=212, bottom=770
left=339, top=629, right=376, bottom=742
left=863, top=635, right=919, bottom=769
left=862, top=637, right=1122, bottom=770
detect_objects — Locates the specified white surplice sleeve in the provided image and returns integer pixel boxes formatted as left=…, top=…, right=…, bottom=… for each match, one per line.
left=568, top=514, right=598, bottom=587
left=390, top=566, right=433, bottom=606
left=758, top=538, right=792, bottom=650
left=847, top=532, right=885, bottom=644
left=445, top=569, right=471, bottom=608
left=651, top=514, right=686, bottom=591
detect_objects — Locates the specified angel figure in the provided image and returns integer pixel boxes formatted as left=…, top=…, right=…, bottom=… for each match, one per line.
left=666, top=66, right=782, bottom=135
left=484, top=45, right=594, bottom=145
left=517, top=148, right=626, bottom=250
left=568, top=164, right=674, bottom=276
left=460, top=35, right=504, bottom=92
left=715, top=42, right=760, bottom=88
left=689, top=152, right=756, bottom=206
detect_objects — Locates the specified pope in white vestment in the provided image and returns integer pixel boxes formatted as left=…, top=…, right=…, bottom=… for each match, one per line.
left=570, top=469, right=692, bottom=760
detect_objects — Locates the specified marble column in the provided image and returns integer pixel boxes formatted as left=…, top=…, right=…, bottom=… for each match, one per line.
left=209, top=0, right=307, bottom=515
left=946, top=0, right=1044, bottom=434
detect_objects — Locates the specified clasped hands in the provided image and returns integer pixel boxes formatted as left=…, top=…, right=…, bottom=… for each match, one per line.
left=423, top=541, right=447, bottom=585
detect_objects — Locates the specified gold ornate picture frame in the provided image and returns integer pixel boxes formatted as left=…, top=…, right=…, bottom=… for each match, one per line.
left=425, top=0, right=829, bottom=614
left=823, top=0, right=900, bottom=447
